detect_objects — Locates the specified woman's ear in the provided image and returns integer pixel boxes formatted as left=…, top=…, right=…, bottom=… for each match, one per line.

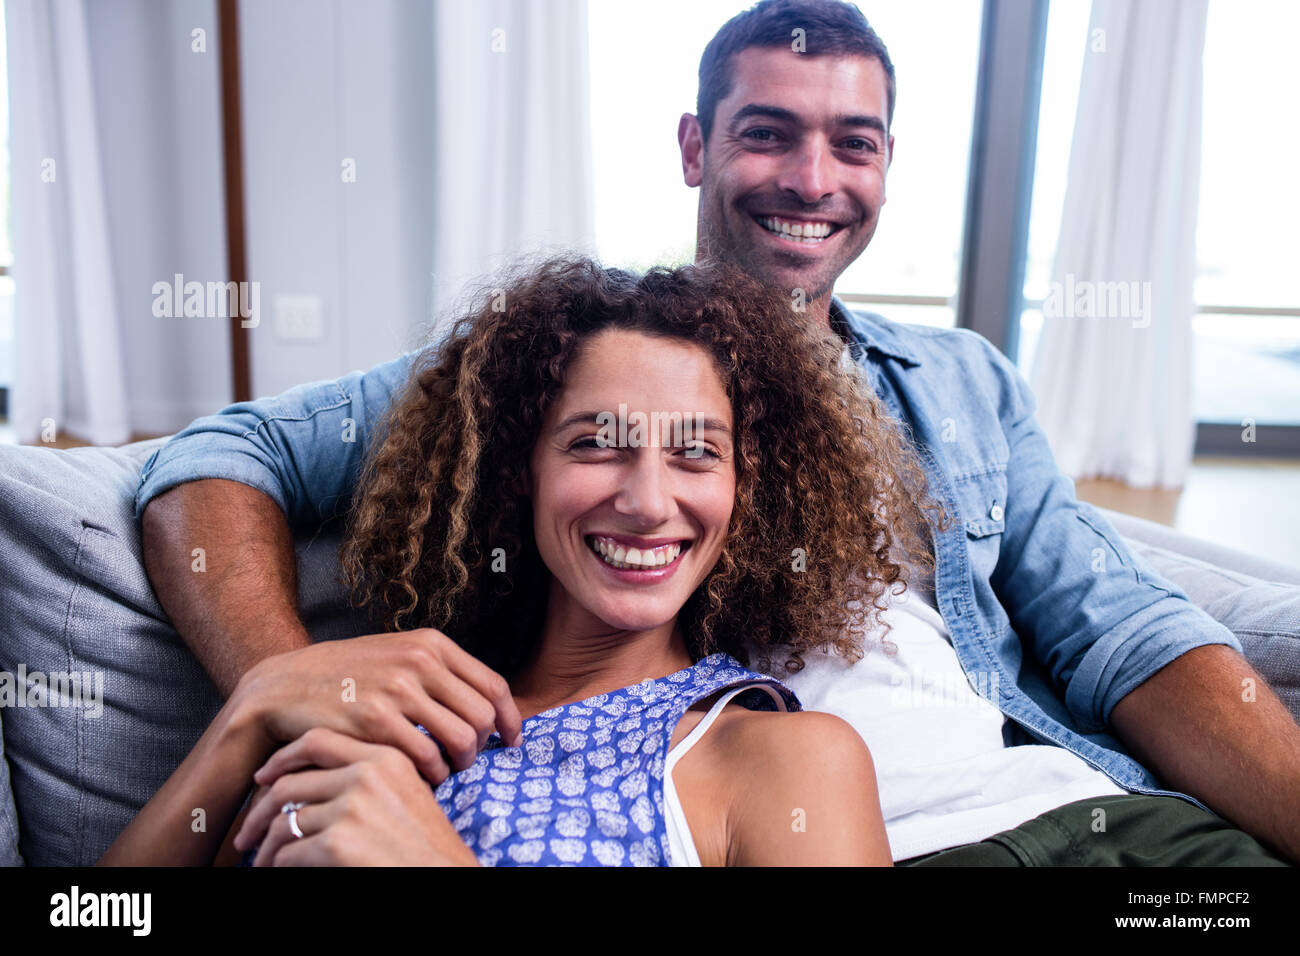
left=513, top=465, right=532, bottom=499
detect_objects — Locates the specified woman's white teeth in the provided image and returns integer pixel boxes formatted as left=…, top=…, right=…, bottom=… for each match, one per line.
left=588, top=536, right=683, bottom=570
left=758, top=216, right=834, bottom=243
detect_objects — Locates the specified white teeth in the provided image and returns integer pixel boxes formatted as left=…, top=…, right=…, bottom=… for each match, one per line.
left=758, top=216, right=834, bottom=243
left=587, top=536, right=684, bottom=570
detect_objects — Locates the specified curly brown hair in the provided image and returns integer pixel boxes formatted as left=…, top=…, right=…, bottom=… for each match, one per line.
left=339, top=256, right=950, bottom=677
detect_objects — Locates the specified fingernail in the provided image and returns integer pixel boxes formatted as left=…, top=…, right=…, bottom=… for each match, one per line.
left=512, top=732, right=524, bottom=748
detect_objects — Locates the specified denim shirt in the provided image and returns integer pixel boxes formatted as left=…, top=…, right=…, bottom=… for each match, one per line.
left=135, top=299, right=1242, bottom=814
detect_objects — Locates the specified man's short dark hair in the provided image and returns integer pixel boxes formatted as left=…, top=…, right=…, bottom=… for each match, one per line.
left=696, top=0, right=896, bottom=143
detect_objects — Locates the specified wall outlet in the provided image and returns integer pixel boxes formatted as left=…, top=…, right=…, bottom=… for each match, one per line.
left=274, top=295, right=325, bottom=342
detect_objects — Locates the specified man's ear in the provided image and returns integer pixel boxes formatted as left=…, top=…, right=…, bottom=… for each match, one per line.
left=883, top=132, right=895, bottom=204
left=678, top=113, right=704, bottom=188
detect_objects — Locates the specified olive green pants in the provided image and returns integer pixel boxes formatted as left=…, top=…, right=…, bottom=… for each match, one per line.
left=899, top=795, right=1291, bottom=866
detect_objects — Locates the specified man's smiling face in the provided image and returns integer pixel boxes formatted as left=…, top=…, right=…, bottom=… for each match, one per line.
left=682, top=47, right=893, bottom=307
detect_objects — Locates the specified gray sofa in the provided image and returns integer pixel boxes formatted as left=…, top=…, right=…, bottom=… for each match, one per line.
left=1, top=436, right=1298, bottom=866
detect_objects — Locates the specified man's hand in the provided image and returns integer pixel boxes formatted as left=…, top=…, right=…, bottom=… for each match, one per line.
left=142, top=479, right=313, bottom=697
left=232, top=628, right=524, bottom=785
left=1110, top=643, right=1300, bottom=863
left=233, top=728, right=480, bottom=866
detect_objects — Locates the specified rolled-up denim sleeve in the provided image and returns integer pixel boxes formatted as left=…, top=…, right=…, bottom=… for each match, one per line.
left=135, top=351, right=418, bottom=525
left=983, top=342, right=1242, bottom=732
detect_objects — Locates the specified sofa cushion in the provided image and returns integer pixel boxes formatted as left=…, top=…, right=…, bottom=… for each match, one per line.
left=0, top=439, right=367, bottom=866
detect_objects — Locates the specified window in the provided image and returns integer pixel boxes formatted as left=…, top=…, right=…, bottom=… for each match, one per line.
left=1020, top=0, right=1300, bottom=435
left=832, top=1, right=982, bottom=328
left=1193, top=0, right=1300, bottom=427
left=588, top=0, right=745, bottom=271
left=587, top=0, right=983, bottom=329
left=1018, top=0, right=1090, bottom=372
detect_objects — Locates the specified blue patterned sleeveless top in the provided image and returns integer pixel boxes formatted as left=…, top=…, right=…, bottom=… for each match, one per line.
left=430, top=652, right=800, bottom=866
left=240, top=652, right=799, bottom=866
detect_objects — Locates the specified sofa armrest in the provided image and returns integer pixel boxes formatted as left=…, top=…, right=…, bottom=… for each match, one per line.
left=1100, top=506, right=1300, bottom=588
left=0, top=437, right=368, bottom=866
left=1098, top=506, right=1300, bottom=722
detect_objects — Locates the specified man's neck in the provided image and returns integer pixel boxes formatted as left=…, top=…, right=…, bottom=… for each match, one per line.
left=806, top=293, right=835, bottom=335
left=826, top=294, right=855, bottom=346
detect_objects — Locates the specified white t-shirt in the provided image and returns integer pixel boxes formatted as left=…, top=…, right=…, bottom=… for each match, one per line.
left=759, top=585, right=1128, bottom=861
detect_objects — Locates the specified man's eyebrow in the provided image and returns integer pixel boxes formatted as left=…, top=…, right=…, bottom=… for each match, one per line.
left=728, top=103, right=800, bottom=131
left=728, top=103, right=887, bottom=136
left=833, top=113, right=888, bottom=135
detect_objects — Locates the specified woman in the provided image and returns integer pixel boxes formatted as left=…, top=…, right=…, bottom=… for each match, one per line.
left=101, top=257, right=945, bottom=866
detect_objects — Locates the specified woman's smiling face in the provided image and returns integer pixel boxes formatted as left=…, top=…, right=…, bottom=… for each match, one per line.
left=529, top=328, right=736, bottom=636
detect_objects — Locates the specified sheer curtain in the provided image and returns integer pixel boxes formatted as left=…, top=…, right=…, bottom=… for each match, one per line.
left=6, top=0, right=131, bottom=446
left=5, top=0, right=595, bottom=438
left=429, top=0, right=595, bottom=328
left=1030, top=0, right=1209, bottom=488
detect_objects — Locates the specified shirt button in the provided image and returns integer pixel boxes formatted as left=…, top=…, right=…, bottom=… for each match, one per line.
left=989, top=504, right=1004, bottom=522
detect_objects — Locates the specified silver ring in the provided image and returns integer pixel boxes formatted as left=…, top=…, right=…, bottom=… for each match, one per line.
left=281, top=800, right=307, bottom=839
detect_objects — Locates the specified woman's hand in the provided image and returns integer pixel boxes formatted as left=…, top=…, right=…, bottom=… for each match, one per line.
left=230, top=627, right=523, bottom=785
left=233, top=727, right=480, bottom=866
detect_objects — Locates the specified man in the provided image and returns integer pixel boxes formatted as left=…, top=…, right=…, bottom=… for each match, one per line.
left=136, top=0, right=1298, bottom=865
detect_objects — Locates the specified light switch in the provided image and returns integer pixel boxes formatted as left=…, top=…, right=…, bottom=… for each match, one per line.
left=274, top=295, right=325, bottom=342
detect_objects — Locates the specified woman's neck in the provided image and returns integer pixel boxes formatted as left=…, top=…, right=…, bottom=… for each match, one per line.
left=509, top=591, right=694, bottom=720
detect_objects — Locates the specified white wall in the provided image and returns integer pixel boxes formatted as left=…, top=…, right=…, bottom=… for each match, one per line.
left=238, top=0, right=435, bottom=400
left=85, top=0, right=231, bottom=433
left=78, top=0, right=436, bottom=433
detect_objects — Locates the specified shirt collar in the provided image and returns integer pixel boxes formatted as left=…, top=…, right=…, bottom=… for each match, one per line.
left=829, top=296, right=923, bottom=368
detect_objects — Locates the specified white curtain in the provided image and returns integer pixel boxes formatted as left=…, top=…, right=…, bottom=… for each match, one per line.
left=1030, top=0, right=1208, bottom=488
left=6, top=0, right=131, bottom=446
left=429, top=0, right=595, bottom=327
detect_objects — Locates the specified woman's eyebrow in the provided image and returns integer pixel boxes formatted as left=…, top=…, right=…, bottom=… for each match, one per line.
left=552, top=410, right=733, bottom=438
left=660, top=416, right=733, bottom=446
left=553, top=410, right=605, bottom=431
left=692, top=418, right=733, bottom=437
